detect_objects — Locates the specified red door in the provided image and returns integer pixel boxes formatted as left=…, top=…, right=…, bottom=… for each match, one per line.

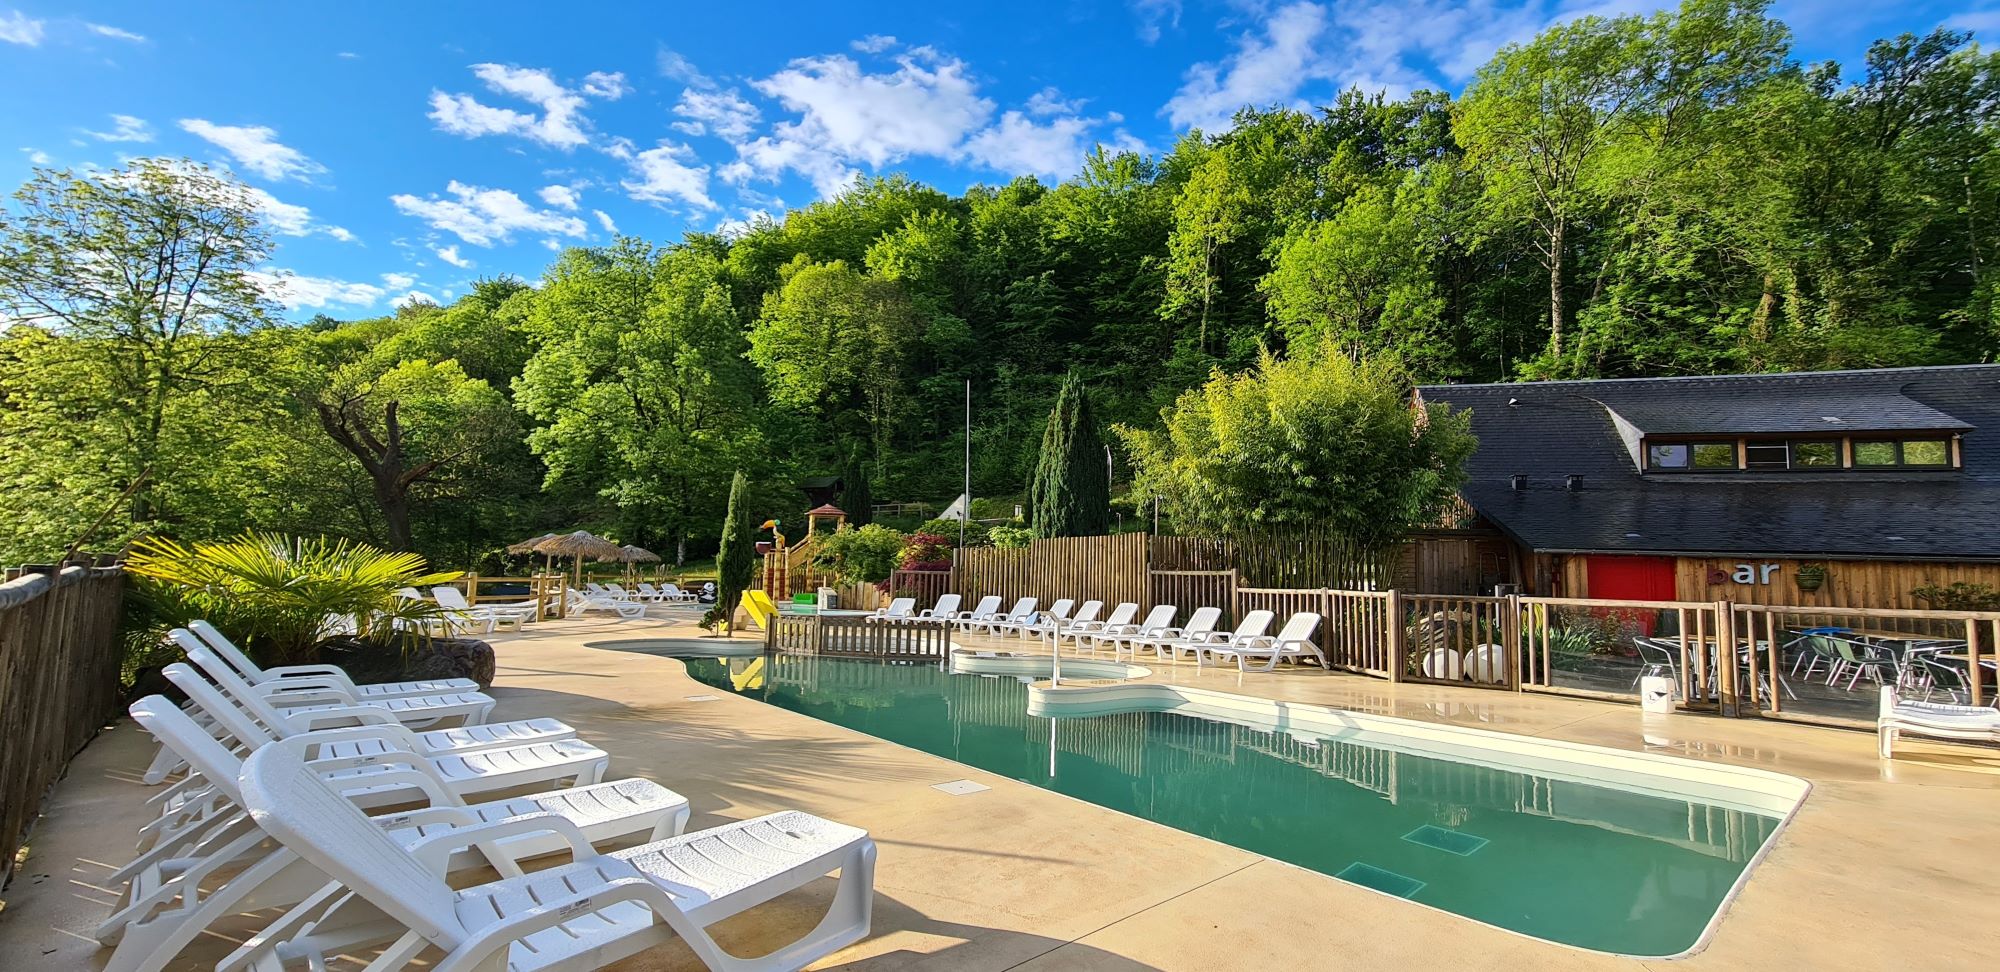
left=1585, top=556, right=1677, bottom=635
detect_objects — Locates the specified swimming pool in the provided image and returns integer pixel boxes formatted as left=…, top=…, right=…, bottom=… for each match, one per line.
left=683, top=654, right=1801, bottom=957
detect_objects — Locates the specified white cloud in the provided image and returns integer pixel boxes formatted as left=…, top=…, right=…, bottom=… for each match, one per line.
left=390, top=181, right=588, bottom=246
left=964, top=111, right=1099, bottom=179
left=592, top=209, right=618, bottom=234
left=20, top=147, right=52, bottom=165
left=539, top=184, right=579, bottom=209
left=851, top=34, right=897, bottom=53
left=84, top=114, right=152, bottom=143
left=730, top=51, right=992, bottom=196
left=250, top=271, right=385, bottom=310
left=178, top=120, right=327, bottom=182
left=581, top=70, right=630, bottom=99
left=657, top=48, right=712, bottom=87
left=84, top=22, right=145, bottom=42
left=541, top=238, right=563, bottom=251
left=671, top=87, right=762, bottom=140
left=392, top=291, right=440, bottom=309
left=381, top=272, right=417, bottom=290
left=620, top=142, right=715, bottom=209
left=1164, top=1, right=1332, bottom=131
left=1131, top=0, right=1181, bottom=43
left=240, top=183, right=354, bottom=242
left=0, top=11, right=42, bottom=45
left=1945, top=8, right=2000, bottom=32
left=428, top=63, right=621, bottom=150
left=1025, top=87, right=1085, bottom=117
left=337, top=50, right=360, bottom=59
left=435, top=244, right=474, bottom=268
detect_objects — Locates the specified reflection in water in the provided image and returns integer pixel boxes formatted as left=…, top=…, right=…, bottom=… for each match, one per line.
left=690, top=654, right=1781, bottom=956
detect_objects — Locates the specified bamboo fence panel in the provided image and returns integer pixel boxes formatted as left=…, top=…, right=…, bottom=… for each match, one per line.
left=1152, top=570, right=1238, bottom=626
left=953, top=533, right=1148, bottom=608
left=0, top=564, right=126, bottom=886
left=886, top=569, right=952, bottom=607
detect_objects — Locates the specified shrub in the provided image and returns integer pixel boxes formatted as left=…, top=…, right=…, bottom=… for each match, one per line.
left=987, top=524, right=1034, bottom=549
left=916, top=518, right=988, bottom=547
left=125, top=532, right=456, bottom=667
left=1912, top=582, right=2000, bottom=611
left=814, top=523, right=906, bottom=583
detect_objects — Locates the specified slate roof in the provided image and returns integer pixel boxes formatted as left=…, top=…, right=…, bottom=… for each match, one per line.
left=1419, top=365, right=2000, bottom=562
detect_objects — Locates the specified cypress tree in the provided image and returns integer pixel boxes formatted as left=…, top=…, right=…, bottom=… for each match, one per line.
left=716, top=470, right=755, bottom=634
left=839, top=444, right=873, bottom=526
left=1028, top=373, right=1111, bottom=537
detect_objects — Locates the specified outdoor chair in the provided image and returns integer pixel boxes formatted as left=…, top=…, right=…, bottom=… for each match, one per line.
left=226, top=745, right=877, bottom=972
left=432, top=585, right=537, bottom=633
left=656, top=582, right=701, bottom=603
left=1060, top=601, right=1136, bottom=648
left=1813, top=634, right=1899, bottom=691
left=1029, top=599, right=1098, bottom=643
left=1185, top=610, right=1274, bottom=665
left=569, top=587, right=648, bottom=619
left=1632, top=637, right=1681, bottom=690
left=1091, top=604, right=1173, bottom=657
left=865, top=597, right=917, bottom=623
left=950, top=595, right=1005, bottom=631
left=1129, top=606, right=1222, bottom=660
left=1918, top=654, right=1977, bottom=704
left=1201, top=611, right=1324, bottom=671
left=1879, top=683, right=2000, bottom=757
left=192, top=619, right=479, bottom=699
left=1001, top=597, right=1071, bottom=639
left=971, top=597, right=1039, bottom=637
left=912, top=593, right=961, bottom=624
left=176, top=631, right=500, bottom=734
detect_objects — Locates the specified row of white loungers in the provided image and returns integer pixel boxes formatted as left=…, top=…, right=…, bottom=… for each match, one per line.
left=878, top=592, right=1329, bottom=671
left=112, top=623, right=876, bottom=972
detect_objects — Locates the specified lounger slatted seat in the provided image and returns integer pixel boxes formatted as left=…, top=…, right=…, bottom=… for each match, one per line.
left=1878, top=684, right=2000, bottom=757
left=227, top=745, right=877, bottom=972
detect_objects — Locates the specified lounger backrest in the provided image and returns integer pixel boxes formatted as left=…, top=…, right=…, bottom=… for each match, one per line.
left=1275, top=612, right=1320, bottom=643
left=240, top=746, right=467, bottom=947
left=173, top=631, right=303, bottom=738
left=162, top=661, right=279, bottom=750
left=662, top=584, right=684, bottom=595
left=431, top=586, right=473, bottom=611
left=1071, top=601, right=1104, bottom=624
left=1006, top=597, right=1037, bottom=620
left=187, top=620, right=268, bottom=683
left=130, top=694, right=250, bottom=805
left=398, top=587, right=426, bottom=601
left=637, top=583, right=659, bottom=595
left=1044, top=599, right=1075, bottom=621
left=929, top=593, right=962, bottom=616
left=1183, top=606, right=1222, bottom=636
left=1136, top=604, right=1175, bottom=632
left=1231, top=610, right=1274, bottom=640
left=1101, top=603, right=1137, bottom=627
left=886, top=597, right=916, bottom=616
left=606, top=583, right=629, bottom=595
left=968, top=595, right=1001, bottom=616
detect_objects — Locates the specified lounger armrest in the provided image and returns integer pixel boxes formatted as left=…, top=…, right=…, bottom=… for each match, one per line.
left=262, top=663, right=351, bottom=681
left=407, top=812, right=597, bottom=876
left=372, top=804, right=482, bottom=833
left=287, top=704, right=400, bottom=730
left=303, top=749, right=430, bottom=776
left=254, top=674, right=358, bottom=697
left=340, top=766, right=459, bottom=808
left=443, top=876, right=695, bottom=972
left=259, top=683, right=360, bottom=707
left=284, top=723, right=425, bottom=758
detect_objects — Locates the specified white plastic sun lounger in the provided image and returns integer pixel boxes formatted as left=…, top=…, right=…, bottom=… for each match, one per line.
left=949, top=595, right=1003, bottom=631
left=1084, top=604, right=1173, bottom=656
left=164, top=661, right=607, bottom=808
left=1878, top=684, right=2000, bottom=757
left=1060, top=602, right=1134, bottom=648
left=1005, top=598, right=1073, bottom=640
left=104, top=697, right=689, bottom=972
left=1200, top=611, right=1325, bottom=671
left=1125, top=606, right=1222, bottom=659
left=1185, top=610, right=1275, bottom=665
left=656, top=582, right=701, bottom=603
left=911, top=593, right=961, bottom=624
left=431, top=587, right=537, bottom=632
left=191, top=620, right=480, bottom=699
left=570, top=588, right=649, bottom=618
left=175, top=631, right=496, bottom=729
left=228, top=744, right=876, bottom=972
left=972, top=597, right=1039, bottom=637
left=1030, top=599, right=1099, bottom=643
left=865, top=597, right=916, bottom=623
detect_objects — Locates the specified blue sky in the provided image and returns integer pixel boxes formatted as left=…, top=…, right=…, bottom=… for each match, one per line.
left=2, top=0, right=1991, bottom=318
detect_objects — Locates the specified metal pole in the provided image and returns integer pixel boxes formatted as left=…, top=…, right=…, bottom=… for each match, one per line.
left=961, top=379, right=969, bottom=551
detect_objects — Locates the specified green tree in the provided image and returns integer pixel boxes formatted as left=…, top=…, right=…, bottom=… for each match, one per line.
left=839, top=444, right=873, bottom=526
left=1118, top=346, right=1476, bottom=565
left=0, top=159, right=277, bottom=537
left=715, top=470, right=754, bottom=634
left=1028, top=373, right=1111, bottom=537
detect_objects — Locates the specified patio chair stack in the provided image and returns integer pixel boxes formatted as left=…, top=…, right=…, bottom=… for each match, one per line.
left=110, top=621, right=878, bottom=972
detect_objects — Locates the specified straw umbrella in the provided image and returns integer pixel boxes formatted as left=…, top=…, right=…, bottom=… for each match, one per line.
left=507, top=532, right=560, bottom=576
left=534, top=531, right=626, bottom=591
left=618, top=544, right=661, bottom=583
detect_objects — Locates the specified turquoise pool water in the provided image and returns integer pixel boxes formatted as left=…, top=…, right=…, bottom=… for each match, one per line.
left=684, top=655, right=1784, bottom=956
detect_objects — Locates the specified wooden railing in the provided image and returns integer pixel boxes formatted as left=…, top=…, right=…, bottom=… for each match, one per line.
left=453, top=573, right=565, bottom=619
left=0, top=563, right=126, bottom=886
left=765, top=611, right=953, bottom=660
left=886, top=569, right=951, bottom=606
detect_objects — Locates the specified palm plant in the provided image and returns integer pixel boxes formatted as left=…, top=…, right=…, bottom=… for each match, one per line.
left=126, top=532, right=459, bottom=666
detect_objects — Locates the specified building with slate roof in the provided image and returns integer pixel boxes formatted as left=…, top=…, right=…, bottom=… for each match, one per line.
left=1417, top=365, right=2000, bottom=608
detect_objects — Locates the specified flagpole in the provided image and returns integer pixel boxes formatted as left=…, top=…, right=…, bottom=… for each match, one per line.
left=961, top=379, right=969, bottom=551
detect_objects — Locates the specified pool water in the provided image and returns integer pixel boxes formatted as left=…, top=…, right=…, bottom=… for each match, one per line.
left=684, top=655, right=1784, bottom=957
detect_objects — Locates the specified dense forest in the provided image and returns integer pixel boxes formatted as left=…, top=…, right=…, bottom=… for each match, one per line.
left=1, top=1, right=1994, bottom=570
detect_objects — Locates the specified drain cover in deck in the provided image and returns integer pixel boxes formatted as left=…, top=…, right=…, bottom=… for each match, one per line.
left=1402, top=824, right=1488, bottom=856
left=931, top=779, right=990, bottom=795
left=684, top=694, right=721, bottom=702
left=1336, top=862, right=1425, bottom=898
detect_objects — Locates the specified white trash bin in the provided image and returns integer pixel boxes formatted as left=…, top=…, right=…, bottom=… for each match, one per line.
left=1640, top=675, right=1676, bottom=714
left=816, top=586, right=838, bottom=611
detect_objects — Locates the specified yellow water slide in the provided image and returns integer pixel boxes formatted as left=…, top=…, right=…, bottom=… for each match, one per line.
left=739, top=589, right=779, bottom=630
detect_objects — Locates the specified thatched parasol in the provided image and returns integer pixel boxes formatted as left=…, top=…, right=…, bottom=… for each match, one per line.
left=535, top=531, right=626, bottom=588
left=507, top=532, right=559, bottom=555
left=618, top=544, right=662, bottom=581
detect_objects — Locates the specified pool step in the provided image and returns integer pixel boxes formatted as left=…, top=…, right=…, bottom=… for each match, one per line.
left=1336, top=862, right=1425, bottom=898
left=1403, top=824, right=1489, bottom=857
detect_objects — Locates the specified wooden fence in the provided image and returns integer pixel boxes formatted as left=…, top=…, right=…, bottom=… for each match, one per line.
left=885, top=569, right=952, bottom=607
left=0, top=563, right=126, bottom=886
left=954, top=533, right=1149, bottom=609
left=765, top=612, right=953, bottom=660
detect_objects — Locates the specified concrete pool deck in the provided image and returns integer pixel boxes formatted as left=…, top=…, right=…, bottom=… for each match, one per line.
left=4, top=610, right=1999, bottom=970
